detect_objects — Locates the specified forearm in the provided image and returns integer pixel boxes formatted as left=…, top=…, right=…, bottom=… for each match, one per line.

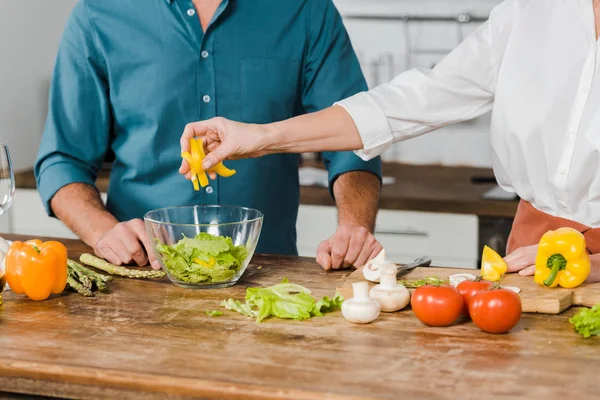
left=333, top=171, right=381, bottom=231
left=266, top=106, right=363, bottom=154
left=50, top=183, right=118, bottom=247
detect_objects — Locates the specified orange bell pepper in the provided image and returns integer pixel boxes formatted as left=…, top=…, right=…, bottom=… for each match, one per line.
left=5, top=240, right=68, bottom=301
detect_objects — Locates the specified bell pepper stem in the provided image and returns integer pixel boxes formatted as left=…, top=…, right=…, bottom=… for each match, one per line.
left=543, top=254, right=567, bottom=287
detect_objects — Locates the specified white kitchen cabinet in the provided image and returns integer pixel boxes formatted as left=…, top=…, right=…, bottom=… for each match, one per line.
left=297, top=205, right=478, bottom=269
left=7, top=188, right=107, bottom=239
left=10, top=188, right=77, bottom=238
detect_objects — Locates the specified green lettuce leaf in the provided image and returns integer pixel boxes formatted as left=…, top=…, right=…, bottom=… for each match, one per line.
left=222, top=278, right=344, bottom=323
left=155, top=233, right=248, bottom=284
left=570, top=304, right=600, bottom=338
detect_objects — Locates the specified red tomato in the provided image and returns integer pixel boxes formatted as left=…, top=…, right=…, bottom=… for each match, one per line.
left=469, top=289, right=522, bottom=334
left=411, top=285, right=463, bottom=327
left=457, top=279, right=494, bottom=316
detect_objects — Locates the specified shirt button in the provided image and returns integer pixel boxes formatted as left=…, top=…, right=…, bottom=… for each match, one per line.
left=187, top=8, right=196, bottom=16
left=559, top=201, right=567, bottom=210
left=206, top=186, right=214, bottom=194
left=201, top=50, right=209, bottom=59
left=203, top=95, right=211, bottom=103
left=559, top=169, right=567, bottom=175
left=581, top=85, right=590, bottom=93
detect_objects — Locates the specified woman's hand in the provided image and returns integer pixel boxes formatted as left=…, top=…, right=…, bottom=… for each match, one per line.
left=504, top=244, right=538, bottom=276
left=179, top=117, right=273, bottom=177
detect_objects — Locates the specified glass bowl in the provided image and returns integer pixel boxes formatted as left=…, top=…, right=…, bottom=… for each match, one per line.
left=144, top=205, right=263, bottom=289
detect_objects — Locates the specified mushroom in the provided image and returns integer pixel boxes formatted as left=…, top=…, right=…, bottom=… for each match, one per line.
left=369, top=264, right=411, bottom=312
left=363, top=249, right=394, bottom=283
left=341, top=281, right=381, bottom=324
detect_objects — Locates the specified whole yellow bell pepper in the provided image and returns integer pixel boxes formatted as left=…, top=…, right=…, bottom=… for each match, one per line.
left=534, top=227, right=590, bottom=288
left=5, top=240, right=68, bottom=301
left=480, top=245, right=508, bottom=282
left=181, top=138, right=236, bottom=191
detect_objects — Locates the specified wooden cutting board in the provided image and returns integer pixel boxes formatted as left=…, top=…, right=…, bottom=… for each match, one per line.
left=337, top=265, right=600, bottom=314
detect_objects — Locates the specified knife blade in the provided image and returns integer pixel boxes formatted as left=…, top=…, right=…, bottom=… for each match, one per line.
left=396, top=256, right=432, bottom=277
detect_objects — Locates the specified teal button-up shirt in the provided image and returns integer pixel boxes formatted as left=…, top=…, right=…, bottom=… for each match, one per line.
left=34, top=0, right=382, bottom=255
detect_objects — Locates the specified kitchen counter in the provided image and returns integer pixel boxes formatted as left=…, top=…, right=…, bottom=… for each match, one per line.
left=15, top=162, right=518, bottom=218
left=0, top=234, right=597, bottom=400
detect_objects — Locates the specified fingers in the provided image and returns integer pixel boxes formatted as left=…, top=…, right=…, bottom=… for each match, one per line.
left=519, top=265, right=536, bottom=276
left=505, top=245, right=538, bottom=272
left=355, top=233, right=381, bottom=268
left=202, top=144, right=233, bottom=170
left=316, top=240, right=332, bottom=271
left=114, top=222, right=148, bottom=266
left=128, top=219, right=155, bottom=267
left=95, top=231, right=131, bottom=266
left=93, top=220, right=155, bottom=268
left=343, top=226, right=368, bottom=267
left=329, top=230, right=350, bottom=270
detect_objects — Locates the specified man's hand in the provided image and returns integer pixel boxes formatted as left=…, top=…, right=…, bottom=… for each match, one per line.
left=504, top=244, right=538, bottom=276
left=317, top=224, right=383, bottom=270
left=94, top=219, right=160, bottom=270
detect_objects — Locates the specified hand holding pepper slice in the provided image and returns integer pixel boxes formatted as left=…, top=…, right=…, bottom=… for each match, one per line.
left=5, top=240, right=68, bottom=301
left=181, top=138, right=236, bottom=191
left=534, top=227, right=590, bottom=288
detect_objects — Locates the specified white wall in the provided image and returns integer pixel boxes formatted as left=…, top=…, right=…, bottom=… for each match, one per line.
left=0, top=0, right=78, bottom=172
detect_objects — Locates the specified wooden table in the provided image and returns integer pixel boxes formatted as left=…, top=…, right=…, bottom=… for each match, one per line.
left=0, top=235, right=597, bottom=400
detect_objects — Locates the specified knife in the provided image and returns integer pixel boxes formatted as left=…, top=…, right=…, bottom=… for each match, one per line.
left=396, top=256, right=432, bottom=277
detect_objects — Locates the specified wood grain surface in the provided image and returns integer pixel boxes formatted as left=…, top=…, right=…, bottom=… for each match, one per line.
left=0, top=235, right=598, bottom=400
left=14, top=162, right=518, bottom=217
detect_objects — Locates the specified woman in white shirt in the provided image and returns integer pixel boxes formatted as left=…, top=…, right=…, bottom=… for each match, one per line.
left=180, top=0, right=600, bottom=283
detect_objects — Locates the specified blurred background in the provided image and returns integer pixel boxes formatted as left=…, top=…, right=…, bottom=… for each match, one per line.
left=0, top=0, right=516, bottom=268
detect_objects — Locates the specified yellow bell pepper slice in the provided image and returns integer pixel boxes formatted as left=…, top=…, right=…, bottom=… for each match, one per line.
left=193, top=257, right=217, bottom=268
left=181, top=138, right=236, bottom=190
left=480, top=245, right=508, bottom=282
left=534, top=227, right=590, bottom=288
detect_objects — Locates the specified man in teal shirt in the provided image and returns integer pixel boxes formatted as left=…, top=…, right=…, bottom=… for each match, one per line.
left=35, top=0, right=383, bottom=270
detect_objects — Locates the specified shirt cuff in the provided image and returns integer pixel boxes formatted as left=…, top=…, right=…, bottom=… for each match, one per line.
left=335, top=92, right=394, bottom=161
left=324, top=152, right=382, bottom=199
left=36, top=161, right=97, bottom=217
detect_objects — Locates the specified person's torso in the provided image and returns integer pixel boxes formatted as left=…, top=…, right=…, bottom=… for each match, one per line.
left=492, top=0, right=600, bottom=227
left=84, top=0, right=318, bottom=254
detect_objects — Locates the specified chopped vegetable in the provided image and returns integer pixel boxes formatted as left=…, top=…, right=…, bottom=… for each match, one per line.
left=535, top=227, right=590, bottom=288
left=79, top=254, right=166, bottom=279
left=481, top=245, right=508, bottom=282
left=5, top=240, right=68, bottom=301
left=221, top=278, right=343, bottom=323
left=363, top=249, right=389, bottom=283
left=155, top=233, right=247, bottom=284
left=181, top=137, right=236, bottom=191
left=569, top=305, right=600, bottom=338
left=206, top=310, right=224, bottom=317
left=397, top=276, right=448, bottom=288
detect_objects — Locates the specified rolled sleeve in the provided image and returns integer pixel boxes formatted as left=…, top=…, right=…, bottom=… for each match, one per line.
left=335, top=93, right=393, bottom=161
left=322, top=150, right=382, bottom=198
left=34, top=0, right=111, bottom=216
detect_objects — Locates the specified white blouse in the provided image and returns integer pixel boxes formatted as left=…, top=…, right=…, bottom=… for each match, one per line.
left=338, top=0, right=600, bottom=227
